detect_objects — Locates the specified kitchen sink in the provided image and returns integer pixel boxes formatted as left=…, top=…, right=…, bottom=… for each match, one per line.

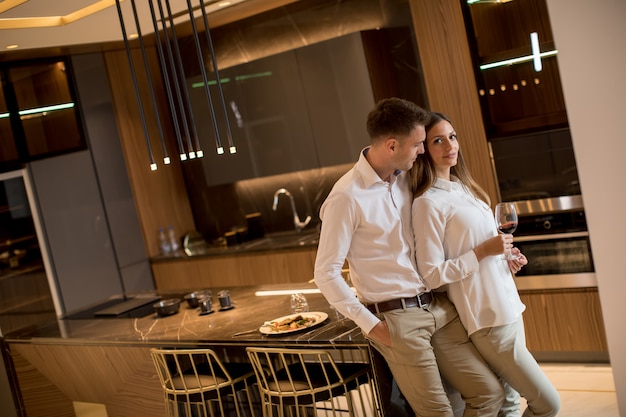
left=240, top=230, right=319, bottom=250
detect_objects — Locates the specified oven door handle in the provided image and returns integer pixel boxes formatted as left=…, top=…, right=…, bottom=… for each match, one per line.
left=514, top=231, right=589, bottom=242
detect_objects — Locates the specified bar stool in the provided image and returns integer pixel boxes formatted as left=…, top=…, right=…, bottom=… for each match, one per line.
left=151, top=347, right=259, bottom=417
left=245, top=346, right=377, bottom=417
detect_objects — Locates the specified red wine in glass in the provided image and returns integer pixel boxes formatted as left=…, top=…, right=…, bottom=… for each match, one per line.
left=498, top=221, right=517, bottom=234
left=494, top=202, right=519, bottom=260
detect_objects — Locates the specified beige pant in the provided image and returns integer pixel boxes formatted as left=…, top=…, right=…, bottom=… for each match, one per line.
left=470, top=318, right=561, bottom=417
left=368, top=294, right=504, bottom=417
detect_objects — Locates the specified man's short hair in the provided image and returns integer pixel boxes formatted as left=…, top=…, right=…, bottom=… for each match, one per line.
left=366, top=98, right=430, bottom=142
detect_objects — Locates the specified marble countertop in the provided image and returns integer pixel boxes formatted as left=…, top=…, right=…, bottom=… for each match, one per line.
left=5, top=284, right=366, bottom=348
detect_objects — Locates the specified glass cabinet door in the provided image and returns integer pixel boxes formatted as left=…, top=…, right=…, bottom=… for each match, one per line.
left=8, top=60, right=85, bottom=159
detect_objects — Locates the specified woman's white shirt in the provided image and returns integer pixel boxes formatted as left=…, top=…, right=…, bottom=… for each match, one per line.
left=412, top=177, right=525, bottom=335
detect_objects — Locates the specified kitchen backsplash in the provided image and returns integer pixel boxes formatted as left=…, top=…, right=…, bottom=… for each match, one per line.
left=186, top=163, right=353, bottom=244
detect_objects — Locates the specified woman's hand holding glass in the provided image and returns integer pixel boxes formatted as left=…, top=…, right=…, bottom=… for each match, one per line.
left=507, top=248, right=528, bottom=274
left=494, top=202, right=520, bottom=260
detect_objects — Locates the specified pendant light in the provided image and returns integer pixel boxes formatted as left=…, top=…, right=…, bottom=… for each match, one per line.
left=116, top=0, right=174, bottom=168
left=115, top=0, right=235, bottom=169
left=198, top=0, right=236, bottom=154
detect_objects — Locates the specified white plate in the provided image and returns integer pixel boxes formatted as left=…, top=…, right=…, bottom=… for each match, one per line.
left=259, top=311, right=328, bottom=335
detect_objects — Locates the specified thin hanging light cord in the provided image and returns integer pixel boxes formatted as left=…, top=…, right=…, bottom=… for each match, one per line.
left=114, top=0, right=157, bottom=170
left=184, top=0, right=223, bottom=154
left=161, top=0, right=202, bottom=158
left=198, top=0, right=236, bottom=154
left=147, top=0, right=186, bottom=161
left=128, top=0, right=170, bottom=164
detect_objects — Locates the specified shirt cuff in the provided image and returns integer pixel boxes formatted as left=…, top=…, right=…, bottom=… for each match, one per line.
left=460, top=250, right=480, bottom=277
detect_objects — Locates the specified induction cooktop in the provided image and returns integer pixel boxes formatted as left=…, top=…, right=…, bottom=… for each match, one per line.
left=64, top=296, right=161, bottom=319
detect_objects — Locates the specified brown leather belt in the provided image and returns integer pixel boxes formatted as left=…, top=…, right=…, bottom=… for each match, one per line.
left=365, top=292, right=433, bottom=314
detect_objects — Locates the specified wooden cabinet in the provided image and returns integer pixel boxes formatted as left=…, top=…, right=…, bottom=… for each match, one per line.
left=151, top=247, right=318, bottom=291
left=519, top=288, right=608, bottom=361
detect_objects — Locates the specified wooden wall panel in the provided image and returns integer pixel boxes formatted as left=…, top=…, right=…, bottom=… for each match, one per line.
left=152, top=248, right=318, bottom=291
left=409, top=0, right=499, bottom=204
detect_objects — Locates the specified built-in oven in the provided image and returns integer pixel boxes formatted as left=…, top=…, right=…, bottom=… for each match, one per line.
left=511, top=195, right=596, bottom=290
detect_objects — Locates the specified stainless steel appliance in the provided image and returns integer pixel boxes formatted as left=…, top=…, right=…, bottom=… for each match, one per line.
left=511, top=195, right=595, bottom=290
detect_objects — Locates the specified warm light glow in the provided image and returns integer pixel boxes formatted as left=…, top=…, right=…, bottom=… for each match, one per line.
left=180, top=153, right=188, bottom=161
left=191, top=72, right=274, bottom=89
left=6, top=44, right=18, bottom=49
left=0, top=0, right=28, bottom=14
left=217, top=147, right=225, bottom=155
left=163, top=156, right=171, bottom=164
left=0, top=0, right=124, bottom=29
left=189, top=151, right=196, bottom=159
left=196, top=150, right=204, bottom=158
left=0, top=112, right=9, bottom=119
left=229, top=146, right=237, bottom=154
left=467, top=0, right=513, bottom=3
left=480, top=50, right=557, bottom=70
left=255, top=287, right=356, bottom=297
left=150, top=163, right=158, bottom=171
left=530, top=32, right=542, bottom=72
left=255, top=289, right=322, bottom=296
left=18, top=102, right=74, bottom=116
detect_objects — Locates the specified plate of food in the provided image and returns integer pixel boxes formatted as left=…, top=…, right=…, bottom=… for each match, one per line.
left=260, top=311, right=328, bottom=335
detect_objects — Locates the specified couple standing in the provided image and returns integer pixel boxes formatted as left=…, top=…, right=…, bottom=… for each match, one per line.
left=313, top=98, right=560, bottom=417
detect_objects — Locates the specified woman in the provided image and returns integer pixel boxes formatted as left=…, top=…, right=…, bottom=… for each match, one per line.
left=409, top=112, right=560, bottom=417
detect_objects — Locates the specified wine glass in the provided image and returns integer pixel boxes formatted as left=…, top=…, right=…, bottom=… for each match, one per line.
left=494, top=202, right=519, bottom=260
left=290, top=293, right=310, bottom=313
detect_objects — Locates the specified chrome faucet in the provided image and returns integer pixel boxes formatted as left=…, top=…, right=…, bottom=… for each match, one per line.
left=272, top=188, right=311, bottom=233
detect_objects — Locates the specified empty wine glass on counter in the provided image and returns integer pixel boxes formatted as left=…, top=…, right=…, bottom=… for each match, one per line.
left=290, top=293, right=309, bottom=313
left=494, top=202, right=519, bottom=260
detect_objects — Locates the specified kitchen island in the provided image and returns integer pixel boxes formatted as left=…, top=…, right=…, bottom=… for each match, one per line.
left=5, top=283, right=397, bottom=417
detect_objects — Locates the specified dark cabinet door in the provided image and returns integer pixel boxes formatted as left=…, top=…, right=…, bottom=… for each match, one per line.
left=0, top=74, right=20, bottom=170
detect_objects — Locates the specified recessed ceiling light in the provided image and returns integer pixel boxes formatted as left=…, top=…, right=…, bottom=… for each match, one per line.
left=6, top=44, right=18, bottom=49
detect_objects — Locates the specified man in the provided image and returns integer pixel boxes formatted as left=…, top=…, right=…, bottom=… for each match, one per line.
left=314, top=98, right=504, bottom=416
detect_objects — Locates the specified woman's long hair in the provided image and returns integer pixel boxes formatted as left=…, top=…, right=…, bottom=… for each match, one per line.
left=409, top=112, right=491, bottom=206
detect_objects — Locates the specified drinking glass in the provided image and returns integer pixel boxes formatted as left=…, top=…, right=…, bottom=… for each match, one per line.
left=290, top=293, right=309, bottom=313
left=494, top=202, right=519, bottom=260
left=218, top=290, right=232, bottom=309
